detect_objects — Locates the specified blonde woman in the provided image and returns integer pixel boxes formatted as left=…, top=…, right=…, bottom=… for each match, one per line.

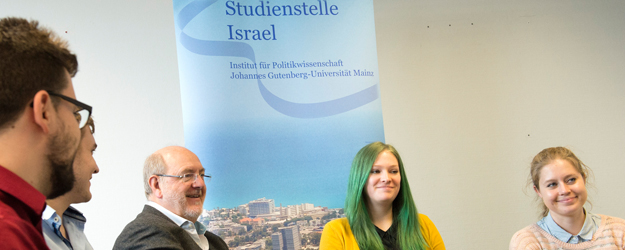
left=510, top=147, right=625, bottom=249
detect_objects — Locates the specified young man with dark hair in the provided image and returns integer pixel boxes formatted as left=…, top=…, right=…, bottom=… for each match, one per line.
left=43, top=117, right=98, bottom=250
left=0, top=17, right=92, bottom=249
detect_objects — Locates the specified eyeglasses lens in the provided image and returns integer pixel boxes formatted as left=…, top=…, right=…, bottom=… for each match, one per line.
left=181, top=174, right=212, bottom=183
left=76, top=109, right=90, bottom=129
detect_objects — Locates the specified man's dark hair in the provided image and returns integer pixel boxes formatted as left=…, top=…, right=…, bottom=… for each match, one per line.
left=0, top=17, right=78, bottom=129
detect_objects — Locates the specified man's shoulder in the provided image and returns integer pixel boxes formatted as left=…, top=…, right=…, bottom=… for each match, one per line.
left=204, top=230, right=229, bottom=250
left=0, top=193, right=20, bottom=219
left=114, top=205, right=230, bottom=250
left=0, top=193, right=38, bottom=235
left=0, top=207, right=38, bottom=232
left=114, top=206, right=186, bottom=250
left=64, top=205, right=87, bottom=222
left=0, top=206, right=49, bottom=249
left=0, top=188, right=32, bottom=220
left=119, top=205, right=178, bottom=232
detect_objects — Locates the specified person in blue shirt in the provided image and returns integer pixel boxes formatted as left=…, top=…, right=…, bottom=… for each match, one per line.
left=510, top=146, right=625, bottom=249
left=43, top=117, right=98, bottom=250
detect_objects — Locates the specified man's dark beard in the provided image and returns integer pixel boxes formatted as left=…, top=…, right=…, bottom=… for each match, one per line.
left=45, top=130, right=77, bottom=199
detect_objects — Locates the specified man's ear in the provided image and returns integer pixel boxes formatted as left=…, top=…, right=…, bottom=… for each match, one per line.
left=31, top=90, right=54, bottom=134
left=149, top=176, right=164, bottom=199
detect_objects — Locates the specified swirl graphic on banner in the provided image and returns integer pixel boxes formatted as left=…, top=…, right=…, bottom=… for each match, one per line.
left=176, top=0, right=380, bottom=118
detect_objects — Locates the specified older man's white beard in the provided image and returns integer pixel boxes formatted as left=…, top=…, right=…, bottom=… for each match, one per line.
left=168, top=189, right=203, bottom=220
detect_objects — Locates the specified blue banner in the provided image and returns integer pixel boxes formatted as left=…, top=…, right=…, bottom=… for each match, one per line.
left=173, top=0, right=384, bottom=214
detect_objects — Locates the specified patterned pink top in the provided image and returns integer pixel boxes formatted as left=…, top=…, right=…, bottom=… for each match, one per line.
left=510, top=215, right=625, bottom=250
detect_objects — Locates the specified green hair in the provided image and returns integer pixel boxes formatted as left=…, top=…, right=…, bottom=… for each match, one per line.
left=345, top=142, right=427, bottom=250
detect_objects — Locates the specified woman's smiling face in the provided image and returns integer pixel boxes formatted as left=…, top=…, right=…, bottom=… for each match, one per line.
left=534, top=158, right=587, bottom=219
left=365, top=150, right=401, bottom=209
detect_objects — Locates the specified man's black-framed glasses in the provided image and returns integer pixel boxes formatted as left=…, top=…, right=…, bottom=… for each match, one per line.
left=48, top=91, right=92, bottom=129
left=156, top=173, right=212, bottom=183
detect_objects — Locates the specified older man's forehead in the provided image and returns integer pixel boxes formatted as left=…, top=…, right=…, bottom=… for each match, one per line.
left=160, top=147, right=197, bottom=161
left=175, top=165, right=205, bottom=174
left=156, top=146, right=203, bottom=173
left=164, top=157, right=202, bottom=172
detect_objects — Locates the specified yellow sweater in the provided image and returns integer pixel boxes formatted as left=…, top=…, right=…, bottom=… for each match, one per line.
left=320, top=214, right=445, bottom=250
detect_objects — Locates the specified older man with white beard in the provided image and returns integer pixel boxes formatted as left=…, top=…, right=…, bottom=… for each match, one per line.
left=113, top=146, right=228, bottom=250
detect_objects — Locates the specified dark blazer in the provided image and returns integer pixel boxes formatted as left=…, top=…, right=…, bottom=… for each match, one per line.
left=113, top=205, right=228, bottom=250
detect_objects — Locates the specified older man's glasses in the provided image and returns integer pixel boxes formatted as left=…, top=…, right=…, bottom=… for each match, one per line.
left=156, top=173, right=212, bottom=183
left=47, top=91, right=92, bottom=129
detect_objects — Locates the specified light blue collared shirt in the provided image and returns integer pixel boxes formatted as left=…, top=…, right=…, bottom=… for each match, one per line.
left=537, top=210, right=601, bottom=244
left=42, top=205, right=94, bottom=250
left=147, top=201, right=209, bottom=250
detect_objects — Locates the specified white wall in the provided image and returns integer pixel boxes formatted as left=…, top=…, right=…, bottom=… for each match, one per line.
left=2, top=1, right=625, bottom=249
left=374, top=1, right=625, bottom=249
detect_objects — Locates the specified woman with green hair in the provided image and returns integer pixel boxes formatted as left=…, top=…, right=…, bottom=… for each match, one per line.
left=320, top=142, right=445, bottom=250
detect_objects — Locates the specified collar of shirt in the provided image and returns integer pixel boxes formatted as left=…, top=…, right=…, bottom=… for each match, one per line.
left=375, top=222, right=399, bottom=250
left=146, top=201, right=207, bottom=235
left=537, top=210, right=600, bottom=243
left=41, top=205, right=92, bottom=250
left=0, top=165, right=46, bottom=222
left=43, top=206, right=88, bottom=232
left=63, top=206, right=87, bottom=222
left=42, top=205, right=62, bottom=228
left=42, top=205, right=72, bottom=249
